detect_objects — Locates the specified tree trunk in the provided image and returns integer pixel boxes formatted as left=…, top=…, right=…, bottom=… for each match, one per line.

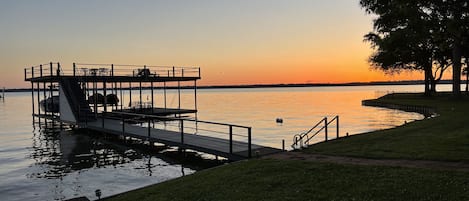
left=452, top=42, right=462, bottom=97
left=430, top=78, right=437, bottom=94
left=424, top=62, right=432, bottom=96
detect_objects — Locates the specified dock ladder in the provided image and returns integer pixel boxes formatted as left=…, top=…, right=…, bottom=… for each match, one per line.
left=291, top=115, right=339, bottom=149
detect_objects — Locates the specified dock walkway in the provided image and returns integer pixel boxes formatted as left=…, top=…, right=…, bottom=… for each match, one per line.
left=86, top=118, right=281, bottom=160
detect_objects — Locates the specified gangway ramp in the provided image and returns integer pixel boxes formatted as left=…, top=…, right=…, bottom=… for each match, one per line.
left=86, top=115, right=282, bottom=161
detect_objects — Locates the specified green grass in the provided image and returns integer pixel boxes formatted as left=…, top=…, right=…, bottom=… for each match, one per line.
left=106, top=159, right=469, bottom=201
left=304, top=93, right=469, bottom=161
left=104, top=93, right=469, bottom=201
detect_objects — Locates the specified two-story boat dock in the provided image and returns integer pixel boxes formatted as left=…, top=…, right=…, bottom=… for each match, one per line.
left=24, top=62, right=281, bottom=161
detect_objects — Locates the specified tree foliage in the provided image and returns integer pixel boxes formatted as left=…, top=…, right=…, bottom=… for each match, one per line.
left=360, top=0, right=469, bottom=96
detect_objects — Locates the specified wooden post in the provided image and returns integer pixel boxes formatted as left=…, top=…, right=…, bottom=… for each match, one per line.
left=147, top=118, right=151, bottom=139
left=129, top=82, right=132, bottom=108
left=49, top=62, right=54, bottom=121
left=73, top=63, right=76, bottom=76
left=180, top=120, right=184, bottom=144
left=336, top=116, right=339, bottom=139
left=229, top=125, right=233, bottom=154
left=103, top=81, right=107, bottom=113
left=324, top=117, right=328, bottom=142
left=112, top=64, right=115, bottom=111
left=194, top=80, right=198, bottom=129
left=57, top=62, right=61, bottom=76
left=163, top=82, right=167, bottom=109
left=178, top=81, right=181, bottom=110
left=37, top=82, right=40, bottom=118
left=248, top=127, right=252, bottom=158
left=282, top=139, right=285, bottom=151
left=120, top=82, right=123, bottom=111
left=31, top=82, right=35, bottom=120
left=151, top=81, right=154, bottom=113
left=93, top=82, right=97, bottom=118
left=43, top=81, right=47, bottom=128
left=43, top=84, right=46, bottom=116
left=24, top=68, right=27, bottom=80
left=139, top=81, right=142, bottom=111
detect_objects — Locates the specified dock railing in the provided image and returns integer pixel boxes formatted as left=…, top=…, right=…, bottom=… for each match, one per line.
left=73, top=63, right=200, bottom=78
left=291, top=115, right=339, bottom=150
left=24, top=62, right=64, bottom=80
left=107, top=111, right=253, bottom=158
left=25, top=62, right=201, bottom=80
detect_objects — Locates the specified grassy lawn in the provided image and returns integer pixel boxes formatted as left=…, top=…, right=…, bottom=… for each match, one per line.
left=104, top=93, right=469, bottom=201
left=106, top=159, right=469, bottom=201
left=303, top=93, right=469, bottom=162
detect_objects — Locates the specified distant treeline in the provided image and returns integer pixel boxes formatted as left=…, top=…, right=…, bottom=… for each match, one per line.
left=5, top=80, right=457, bottom=92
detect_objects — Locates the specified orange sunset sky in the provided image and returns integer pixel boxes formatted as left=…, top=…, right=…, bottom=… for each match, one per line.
left=0, top=0, right=427, bottom=89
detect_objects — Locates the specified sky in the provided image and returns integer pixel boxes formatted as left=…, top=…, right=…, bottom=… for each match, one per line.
left=0, top=0, right=422, bottom=88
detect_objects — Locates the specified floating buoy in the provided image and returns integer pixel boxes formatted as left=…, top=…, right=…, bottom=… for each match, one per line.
left=276, top=118, right=283, bottom=123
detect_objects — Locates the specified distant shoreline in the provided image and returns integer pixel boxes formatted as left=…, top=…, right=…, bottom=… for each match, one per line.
left=4, top=80, right=450, bottom=93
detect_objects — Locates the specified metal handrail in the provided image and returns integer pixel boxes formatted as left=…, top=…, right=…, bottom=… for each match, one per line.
left=291, top=117, right=326, bottom=149
left=24, top=62, right=61, bottom=80
left=111, top=111, right=251, bottom=129
left=110, top=110, right=253, bottom=157
left=291, top=115, right=339, bottom=149
left=303, top=125, right=327, bottom=145
left=25, top=63, right=201, bottom=80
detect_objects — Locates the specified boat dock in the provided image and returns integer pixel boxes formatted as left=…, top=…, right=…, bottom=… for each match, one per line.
left=25, top=62, right=282, bottom=160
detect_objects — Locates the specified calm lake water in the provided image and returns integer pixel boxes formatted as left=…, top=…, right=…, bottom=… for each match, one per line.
left=0, top=85, right=445, bottom=200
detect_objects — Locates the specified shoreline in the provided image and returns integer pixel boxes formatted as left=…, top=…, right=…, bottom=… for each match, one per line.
left=362, top=98, right=437, bottom=118
left=4, top=80, right=434, bottom=92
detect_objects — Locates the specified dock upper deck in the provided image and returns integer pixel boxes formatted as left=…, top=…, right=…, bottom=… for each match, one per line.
left=24, top=63, right=200, bottom=83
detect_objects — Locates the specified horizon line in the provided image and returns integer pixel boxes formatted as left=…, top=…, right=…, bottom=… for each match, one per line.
left=1, top=79, right=438, bottom=91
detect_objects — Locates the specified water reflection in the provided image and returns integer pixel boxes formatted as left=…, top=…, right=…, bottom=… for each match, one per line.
left=21, top=120, right=227, bottom=200
left=28, top=124, right=203, bottom=179
left=29, top=126, right=133, bottom=179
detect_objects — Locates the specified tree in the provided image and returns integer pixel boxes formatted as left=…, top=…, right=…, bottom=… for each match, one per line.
left=429, top=0, right=469, bottom=97
left=360, top=0, right=451, bottom=95
left=360, top=0, right=468, bottom=97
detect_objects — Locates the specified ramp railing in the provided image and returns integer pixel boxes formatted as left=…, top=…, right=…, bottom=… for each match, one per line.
left=291, top=115, right=339, bottom=149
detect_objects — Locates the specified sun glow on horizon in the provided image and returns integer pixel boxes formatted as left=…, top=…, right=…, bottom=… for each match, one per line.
left=0, top=0, right=436, bottom=89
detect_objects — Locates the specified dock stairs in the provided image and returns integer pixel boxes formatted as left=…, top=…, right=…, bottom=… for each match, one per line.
left=60, top=78, right=95, bottom=123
